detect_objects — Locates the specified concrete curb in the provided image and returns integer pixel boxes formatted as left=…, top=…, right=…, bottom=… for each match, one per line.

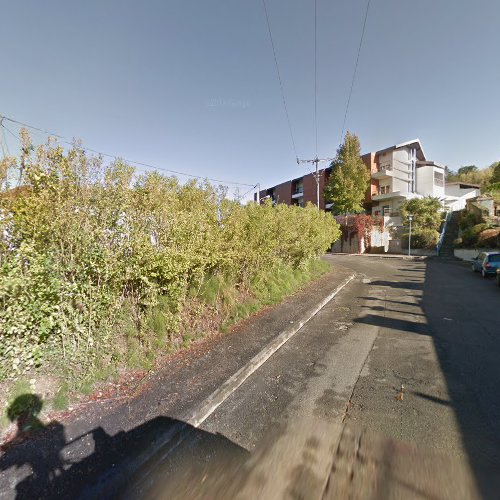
left=343, top=254, right=427, bottom=261
left=95, top=272, right=357, bottom=496
left=187, top=272, right=357, bottom=428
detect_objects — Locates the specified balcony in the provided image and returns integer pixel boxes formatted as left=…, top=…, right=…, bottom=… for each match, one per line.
left=291, top=189, right=304, bottom=199
left=372, top=190, right=402, bottom=201
left=372, top=166, right=394, bottom=180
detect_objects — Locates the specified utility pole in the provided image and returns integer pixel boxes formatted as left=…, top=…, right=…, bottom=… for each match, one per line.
left=297, top=156, right=334, bottom=209
left=0, top=117, right=10, bottom=159
left=408, top=214, right=413, bottom=257
left=256, top=183, right=260, bottom=204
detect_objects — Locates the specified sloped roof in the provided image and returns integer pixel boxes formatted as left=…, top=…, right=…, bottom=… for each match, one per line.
left=374, top=139, right=427, bottom=161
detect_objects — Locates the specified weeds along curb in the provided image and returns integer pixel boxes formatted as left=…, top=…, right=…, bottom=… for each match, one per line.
left=86, top=272, right=357, bottom=496
left=187, top=272, right=357, bottom=428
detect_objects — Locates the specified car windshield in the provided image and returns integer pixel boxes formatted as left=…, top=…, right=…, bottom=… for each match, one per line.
left=489, top=254, right=500, bottom=262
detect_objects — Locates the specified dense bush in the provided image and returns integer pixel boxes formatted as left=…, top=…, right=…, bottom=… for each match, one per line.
left=400, top=228, right=440, bottom=250
left=0, top=136, right=340, bottom=380
left=461, top=223, right=490, bottom=247
left=459, top=211, right=482, bottom=231
left=399, top=197, right=442, bottom=231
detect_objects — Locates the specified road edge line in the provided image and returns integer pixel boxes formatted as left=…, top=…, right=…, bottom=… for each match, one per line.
left=187, top=272, right=357, bottom=428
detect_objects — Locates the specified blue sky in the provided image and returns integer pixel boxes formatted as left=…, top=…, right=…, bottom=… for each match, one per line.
left=1, top=0, right=499, bottom=200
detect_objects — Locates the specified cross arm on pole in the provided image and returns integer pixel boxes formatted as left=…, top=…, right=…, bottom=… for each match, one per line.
left=296, top=156, right=335, bottom=209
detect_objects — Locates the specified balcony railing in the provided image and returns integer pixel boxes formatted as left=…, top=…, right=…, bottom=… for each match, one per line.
left=374, top=186, right=392, bottom=196
left=376, top=165, right=392, bottom=174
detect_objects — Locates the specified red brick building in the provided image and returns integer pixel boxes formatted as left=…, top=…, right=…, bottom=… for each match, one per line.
left=256, top=152, right=376, bottom=212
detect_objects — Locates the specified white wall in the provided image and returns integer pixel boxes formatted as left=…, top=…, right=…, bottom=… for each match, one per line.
left=391, top=149, right=411, bottom=194
left=416, top=165, right=445, bottom=198
left=444, top=190, right=480, bottom=211
left=416, top=165, right=434, bottom=196
left=445, top=185, right=477, bottom=197
left=454, top=249, right=483, bottom=261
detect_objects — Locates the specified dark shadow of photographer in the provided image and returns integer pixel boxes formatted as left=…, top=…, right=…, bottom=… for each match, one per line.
left=0, top=394, right=66, bottom=499
left=1, top=393, right=249, bottom=499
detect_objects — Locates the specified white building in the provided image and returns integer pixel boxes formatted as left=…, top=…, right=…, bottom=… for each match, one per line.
left=370, top=139, right=480, bottom=225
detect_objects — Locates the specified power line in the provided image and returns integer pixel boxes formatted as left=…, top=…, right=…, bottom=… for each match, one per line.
left=339, top=0, right=372, bottom=143
left=0, top=119, right=9, bottom=158
left=314, top=0, right=318, bottom=157
left=1, top=121, right=19, bottom=143
left=261, top=0, right=299, bottom=162
left=235, top=184, right=258, bottom=202
left=0, top=114, right=256, bottom=187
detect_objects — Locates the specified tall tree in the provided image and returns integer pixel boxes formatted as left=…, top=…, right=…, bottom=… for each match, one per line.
left=457, top=165, right=478, bottom=175
left=324, top=132, right=369, bottom=214
left=490, top=161, right=500, bottom=183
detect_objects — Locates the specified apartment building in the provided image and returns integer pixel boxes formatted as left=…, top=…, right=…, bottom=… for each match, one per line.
left=255, top=139, right=475, bottom=222
left=257, top=152, right=374, bottom=211
left=369, top=139, right=445, bottom=217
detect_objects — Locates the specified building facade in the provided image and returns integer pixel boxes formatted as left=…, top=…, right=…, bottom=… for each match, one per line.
left=255, top=139, right=478, bottom=223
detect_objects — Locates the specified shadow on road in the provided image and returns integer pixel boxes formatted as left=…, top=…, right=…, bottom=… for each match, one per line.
left=0, top=394, right=247, bottom=499
left=422, top=259, right=500, bottom=497
left=353, top=257, right=500, bottom=497
left=355, top=313, right=430, bottom=336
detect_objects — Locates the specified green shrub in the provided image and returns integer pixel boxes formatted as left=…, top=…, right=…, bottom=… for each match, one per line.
left=459, top=211, right=482, bottom=231
left=400, top=228, right=440, bottom=249
left=400, top=197, right=442, bottom=231
left=461, top=223, right=490, bottom=247
left=0, top=134, right=340, bottom=381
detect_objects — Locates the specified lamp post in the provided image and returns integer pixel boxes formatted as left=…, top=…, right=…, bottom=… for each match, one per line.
left=408, top=215, right=413, bottom=257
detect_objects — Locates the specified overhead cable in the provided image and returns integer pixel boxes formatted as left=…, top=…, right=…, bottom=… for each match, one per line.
left=339, top=0, right=372, bottom=143
left=235, top=184, right=259, bottom=202
left=261, top=0, right=299, bottom=162
left=0, top=114, right=255, bottom=187
left=314, top=0, right=318, bottom=157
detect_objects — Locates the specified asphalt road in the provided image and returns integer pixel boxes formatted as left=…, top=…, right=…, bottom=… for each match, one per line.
left=126, top=255, right=500, bottom=499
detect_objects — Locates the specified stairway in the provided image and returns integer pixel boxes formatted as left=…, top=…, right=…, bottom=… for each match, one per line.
left=438, top=211, right=460, bottom=258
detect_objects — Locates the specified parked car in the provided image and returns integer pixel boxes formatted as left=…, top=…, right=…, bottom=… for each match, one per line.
left=497, top=268, right=500, bottom=287
left=471, top=252, right=500, bottom=278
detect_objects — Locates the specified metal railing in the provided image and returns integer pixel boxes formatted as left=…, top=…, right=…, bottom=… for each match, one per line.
left=374, top=164, right=392, bottom=172
left=436, top=211, right=451, bottom=256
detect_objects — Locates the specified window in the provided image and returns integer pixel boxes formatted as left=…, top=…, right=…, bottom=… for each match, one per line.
left=379, top=185, right=391, bottom=194
left=434, top=171, right=444, bottom=187
left=293, top=180, right=304, bottom=195
left=382, top=205, right=390, bottom=215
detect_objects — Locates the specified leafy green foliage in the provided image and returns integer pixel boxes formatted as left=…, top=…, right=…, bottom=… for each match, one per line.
left=491, top=162, right=500, bottom=184
left=459, top=211, right=482, bottom=231
left=399, top=197, right=442, bottom=231
left=0, top=132, right=340, bottom=381
left=458, top=165, right=478, bottom=175
left=447, top=162, right=497, bottom=188
left=324, top=132, right=369, bottom=214
left=400, top=229, right=440, bottom=249
left=462, top=223, right=493, bottom=247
